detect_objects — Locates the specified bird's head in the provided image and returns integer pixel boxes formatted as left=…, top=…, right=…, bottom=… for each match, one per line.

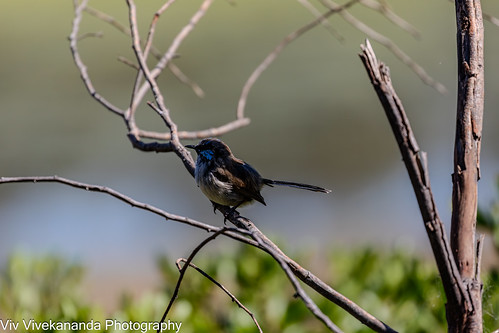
left=186, top=138, right=233, bottom=162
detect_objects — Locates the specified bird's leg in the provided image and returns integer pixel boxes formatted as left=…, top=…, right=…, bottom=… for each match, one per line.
left=210, top=201, right=224, bottom=214
left=223, top=201, right=244, bottom=224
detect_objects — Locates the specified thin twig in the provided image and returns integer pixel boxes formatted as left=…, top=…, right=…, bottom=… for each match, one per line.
left=158, top=228, right=228, bottom=331
left=225, top=212, right=397, bottom=333
left=236, top=0, right=359, bottom=119
left=359, top=0, right=420, bottom=39
left=483, top=12, right=499, bottom=27
left=77, top=31, right=104, bottom=41
left=128, top=0, right=177, bottom=129
left=137, top=118, right=251, bottom=141
left=75, top=1, right=247, bottom=142
left=176, top=258, right=263, bottom=333
left=167, top=62, right=205, bottom=98
left=0, top=176, right=261, bottom=248
left=85, top=6, right=131, bottom=35
left=296, top=0, right=345, bottom=42
left=69, top=0, right=125, bottom=116
left=249, top=226, right=343, bottom=333
left=131, top=0, right=214, bottom=112
left=117, top=56, right=139, bottom=70
left=321, top=0, right=447, bottom=94
left=127, top=0, right=196, bottom=176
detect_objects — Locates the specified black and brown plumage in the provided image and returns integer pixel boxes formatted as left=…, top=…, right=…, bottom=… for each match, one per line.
left=186, top=138, right=331, bottom=215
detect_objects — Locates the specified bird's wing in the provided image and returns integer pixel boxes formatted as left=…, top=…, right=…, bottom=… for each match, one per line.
left=218, top=159, right=266, bottom=206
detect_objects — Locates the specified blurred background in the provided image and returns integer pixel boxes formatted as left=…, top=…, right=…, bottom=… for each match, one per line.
left=0, top=0, right=498, bottom=329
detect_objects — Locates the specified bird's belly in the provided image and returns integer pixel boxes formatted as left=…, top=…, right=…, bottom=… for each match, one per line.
left=196, top=171, right=243, bottom=206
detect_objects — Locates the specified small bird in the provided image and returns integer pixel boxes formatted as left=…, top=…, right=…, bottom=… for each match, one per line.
left=186, top=138, right=331, bottom=217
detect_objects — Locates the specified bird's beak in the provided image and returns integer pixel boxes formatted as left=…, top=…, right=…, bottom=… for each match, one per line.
left=185, top=144, right=196, bottom=149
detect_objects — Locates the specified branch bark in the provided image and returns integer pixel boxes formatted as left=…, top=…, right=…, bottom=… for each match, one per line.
left=450, top=0, right=484, bottom=331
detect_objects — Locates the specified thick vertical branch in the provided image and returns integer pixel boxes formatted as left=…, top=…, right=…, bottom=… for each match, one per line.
left=452, top=0, right=484, bottom=278
left=451, top=0, right=484, bottom=331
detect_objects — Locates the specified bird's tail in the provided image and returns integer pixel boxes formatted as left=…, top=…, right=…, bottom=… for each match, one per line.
left=263, top=178, right=331, bottom=193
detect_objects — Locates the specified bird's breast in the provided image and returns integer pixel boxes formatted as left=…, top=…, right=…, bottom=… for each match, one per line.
left=194, top=160, right=242, bottom=206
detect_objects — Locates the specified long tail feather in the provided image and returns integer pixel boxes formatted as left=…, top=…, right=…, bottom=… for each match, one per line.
left=263, top=178, right=331, bottom=193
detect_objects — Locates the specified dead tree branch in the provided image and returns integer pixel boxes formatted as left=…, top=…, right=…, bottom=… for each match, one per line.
left=224, top=210, right=397, bottom=333
left=175, top=258, right=263, bottom=333
left=359, top=39, right=469, bottom=329
left=450, top=0, right=485, bottom=331
left=248, top=225, right=343, bottom=333
left=69, top=0, right=249, bottom=148
left=237, top=0, right=359, bottom=118
left=0, top=176, right=263, bottom=247
left=321, top=0, right=447, bottom=94
left=159, top=228, right=229, bottom=331
left=358, top=0, right=421, bottom=39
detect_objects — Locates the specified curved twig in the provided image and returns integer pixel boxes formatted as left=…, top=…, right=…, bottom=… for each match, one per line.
left=359, top=0, right=420, bottom=39
left=248, top=226, right=343, bottom=333
left=320, top=0, right=447, bottom=94
left=158, top=228, right=228, bottom=331
left=71, top=1, right=247, bottom=146
left=0, top=176, right=258, bottom=247
left=224, top=210, right=397, bottom=333
left=69, top=0, right=125, bottom=116
left=236, top=0, right=359, bottom=119
left=173, top=257, right=263, bottom=333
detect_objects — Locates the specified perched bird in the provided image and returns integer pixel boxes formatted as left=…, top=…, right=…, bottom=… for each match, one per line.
left=186, top=138, right=331, bottom=216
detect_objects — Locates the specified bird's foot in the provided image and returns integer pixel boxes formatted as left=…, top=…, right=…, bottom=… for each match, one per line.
left=223, top=206, right=240, bottom=224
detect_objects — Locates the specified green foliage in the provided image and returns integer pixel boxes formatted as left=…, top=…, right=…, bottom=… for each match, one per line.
left=0, top=254, right=105, bottom=331
left=1, top=247, right=498, bottom=332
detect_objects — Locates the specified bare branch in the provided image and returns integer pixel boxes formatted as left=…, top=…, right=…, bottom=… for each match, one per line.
left=77, top=31, right=104, bottom=41
left=483, top=12, right=499, bottom=27
left=85, top=3, right=203, bottom=103
left=224, top=211, right=397, bottom=333
left=84, top=6, right=131, bottom=35
left=359, top=0, right=421, bottom=39
left=117, top=56, right=139, bottom=70
left=237, top=0, right=359, bottom=119
left=127, top=0, right=177, bottom=131
left=126, top=0, right=195, bottom=175
left=69, top=0, right=125, bottom=116
left=248, top=226, right=344, bottom=333
left=0, top=176, right=262, bottom=248
left=167, top=62, right=205, bottom=98
left=359, top=38, right=468, bottom=320
left=137, top=118, right=251, bottom=141
left=130, top=0, right=215, bottom=112
left=72, top=1, right=249, bottom=144
left=175, top=258, right=263, bottom=333
left=296, top=0, right=345, bottom=42
left=159, top=228, right=230, bottom=331
left=450, top=1, right=485, bottom=330
left=321, top=0, right=447, bottom=94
